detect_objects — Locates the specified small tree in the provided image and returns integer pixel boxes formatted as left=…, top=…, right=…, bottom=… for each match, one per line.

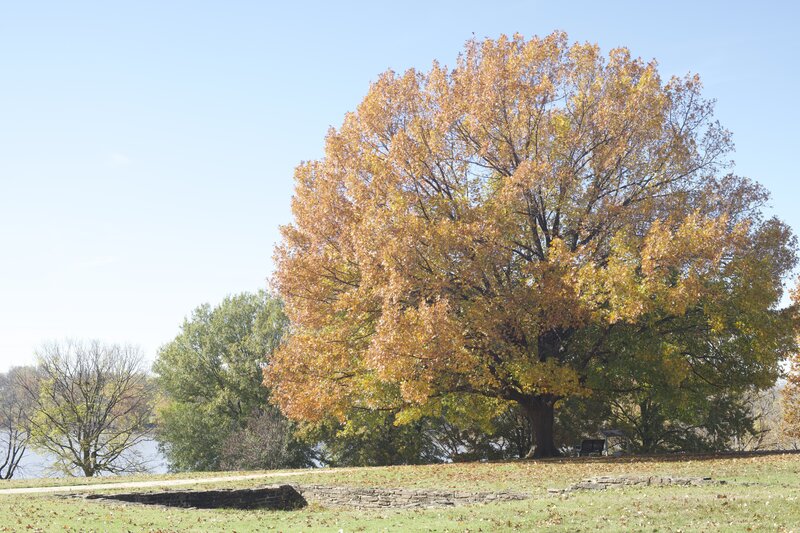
left=220, top=407, right=314, bottom=471
left=0, top=367, right=35, bottom=479
left=23, top=340, right=154, bottom=477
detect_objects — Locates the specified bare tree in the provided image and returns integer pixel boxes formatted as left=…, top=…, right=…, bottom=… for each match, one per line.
left=0, top=367, right=35, bottom=479
left=21, top=340, right=155, bottom=477
left=219, top=407, right=314, bottom=471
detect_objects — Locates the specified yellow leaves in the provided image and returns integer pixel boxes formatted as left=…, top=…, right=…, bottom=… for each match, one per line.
left=575, top=212, right=753, bottom=325
left=577, top=233, right=645, bottom=323
left=708, top=313, right=727, bottom=334
left=642, top=213, right=725, bottom=277
left=393, top=404, right=427, bottom=426
left=505, top=358, right=585, bottom=397
left=641, top=213, right=743, bottom=315
left=658, top=343, right=691, bottom=386
left=551, top=112, right=573, bottom=141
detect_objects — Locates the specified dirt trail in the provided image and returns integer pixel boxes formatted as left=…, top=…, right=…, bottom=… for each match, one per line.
left=0, top=469, right=348, bottom=495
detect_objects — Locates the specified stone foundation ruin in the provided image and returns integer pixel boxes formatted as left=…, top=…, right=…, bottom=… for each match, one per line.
left=299, top=485, right=529, bottom=509
left=78, top=484, right=530, bottom=510
left=549, top=474, right=716, bottom=495
left=77, top=474, right=716, bottom=510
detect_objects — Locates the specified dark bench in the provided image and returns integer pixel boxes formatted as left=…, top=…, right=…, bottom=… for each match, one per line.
left=578, top=438, right=606, bottom=456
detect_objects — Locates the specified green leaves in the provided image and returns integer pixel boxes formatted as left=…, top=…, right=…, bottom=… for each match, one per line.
left=153, top=290, right=313, bottom=471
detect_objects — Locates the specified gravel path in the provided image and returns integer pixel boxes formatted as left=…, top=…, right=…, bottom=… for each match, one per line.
left=0, top=469, right=346, bottom=495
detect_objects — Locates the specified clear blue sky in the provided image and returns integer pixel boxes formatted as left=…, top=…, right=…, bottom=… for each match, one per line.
left=1, top=1, right=798, bottom=371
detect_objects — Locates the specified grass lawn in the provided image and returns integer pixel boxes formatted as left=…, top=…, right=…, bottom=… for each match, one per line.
left=1, top=452, right=799, bottom=532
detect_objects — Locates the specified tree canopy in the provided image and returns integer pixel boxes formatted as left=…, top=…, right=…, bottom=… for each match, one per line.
left=154, top=290, right=314, bottom=471
left=23, top=341, right=154, bottom=477
left=266, top=32, right=799, bottom=457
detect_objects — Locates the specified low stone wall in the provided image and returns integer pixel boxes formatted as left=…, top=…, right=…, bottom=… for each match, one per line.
left=77, top=484, right=529, bottom=511
left=549, top=475, right=715, bottom=494
left=82, top=484, right=306, bottom=510
left=296, top=485, right=530, bottom=509
left=74, top=476, right=718, bottom=509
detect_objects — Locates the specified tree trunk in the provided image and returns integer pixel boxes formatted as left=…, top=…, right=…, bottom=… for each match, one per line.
left=522, top=395, right=561, bottom=459
left=82, top=445, right=95, bottom=477
left=638, top=399, right=663, bottom=453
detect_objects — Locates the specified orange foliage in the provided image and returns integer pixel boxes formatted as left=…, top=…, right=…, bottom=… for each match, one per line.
left=266, top=32, right=797, bottom=455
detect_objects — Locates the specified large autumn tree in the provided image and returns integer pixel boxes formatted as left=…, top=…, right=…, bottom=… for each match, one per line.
left=266, top=32, right=798, bottom=457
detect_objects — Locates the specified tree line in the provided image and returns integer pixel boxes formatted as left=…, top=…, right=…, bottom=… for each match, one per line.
left=2, top=290, right=799, bottom=479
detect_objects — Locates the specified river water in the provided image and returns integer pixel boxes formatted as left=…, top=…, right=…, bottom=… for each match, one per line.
left=13, top=439, right=169, bottom=479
